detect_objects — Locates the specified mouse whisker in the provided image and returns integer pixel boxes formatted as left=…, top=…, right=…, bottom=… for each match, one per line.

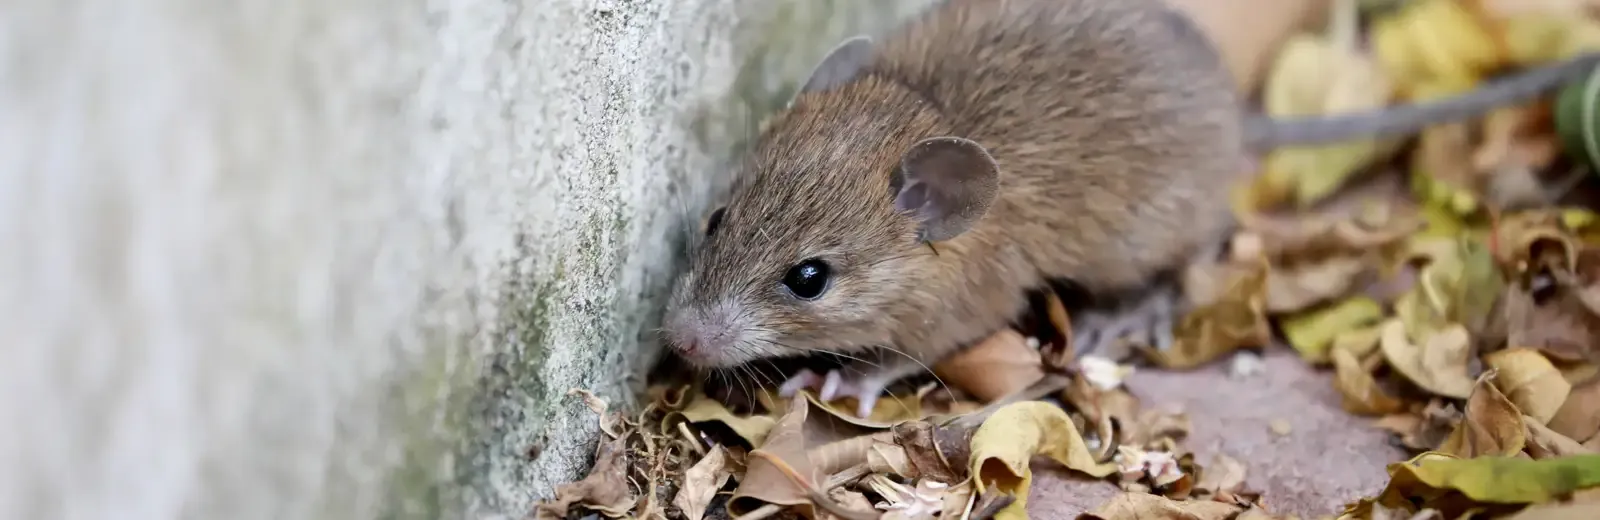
left=874, top=345, right=959, bottom=410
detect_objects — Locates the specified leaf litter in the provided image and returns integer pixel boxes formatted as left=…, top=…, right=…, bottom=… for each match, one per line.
left=533, top=0, right=1600, bottom=519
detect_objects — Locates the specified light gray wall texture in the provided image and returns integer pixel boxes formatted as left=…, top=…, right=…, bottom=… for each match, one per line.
left=0, top=0, right=934, bottom=519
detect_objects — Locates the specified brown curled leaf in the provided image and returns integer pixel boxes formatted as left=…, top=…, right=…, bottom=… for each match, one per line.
left=673, top=446, right=732, bottom=520
left=1439, top=370, right=1528, bottom=458
left=1149, top=260, right=1272, bottom=370
left=1524, top=416, right=1596, bottom=459
left=535, top=435, right=635, bottom=519
left=933, top=329, right=1044, bottom=403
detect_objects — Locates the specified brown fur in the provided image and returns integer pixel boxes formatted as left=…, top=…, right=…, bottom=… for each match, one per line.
left=664, top=0, right=1246, bottom=370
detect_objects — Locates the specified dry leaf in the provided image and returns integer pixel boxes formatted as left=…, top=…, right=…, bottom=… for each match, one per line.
left=731, top=395, right=880, bottom=520
left=1115, top=446, right=1186, bottom=491
left=1549, top=376, right=1600, bottom=444
left=1381, top=320, right=1477, bottom=399
left=1474, top=106, right=1563, bottom=210
left=1377, top=400, right=1463, bottom=452
left=1257, top=32, right=1399, bottom=209
left=1238, top=204, right=1424, bottom=261
left=1334, top=347, right=1409, bottom=416
left=674, top=446, right=732, bottom=520
left=1267, top=256, right=1372, bottom=313
left=865, top=475, right=948, bottom=520
left=1139, top=409, right=1194, bottom=446
left=668, top=393, right=779, bottom=446
left=802, top=390, right=924, bottom=429
left=1284, top=297, right=1386, bottom=364
left=1440, top=371, right=1528, bottom=458
left=1076, top=491, right=1245, bottom=520
left=1080, top=356, right=1135, bottom=390
left=933, top=329, right=1044, bottom=402
left=1149, top=261, right=1272, bottom=369
left=1524, top=416, right=1596, bottom=459
left=937, top=481, right=975, bottom=520
left=730, top=396, right=820, bottom=516
left=1503, top=272, right=1600, bottom=364
left=536, top=435, right=635, bottom=519
left=1484, top=348, right=1573, bottom=424
left=1368, top=452, right=1600, bottom=512
left=1194, top=453, right=1249, bottom=499
left=891, top=421, right=964, bottom=483
left=1332, top=323, right=1386, bottom=361
left=1041, top=289, right=1077, bottom=371
left=1504, top=487, right=1600, bottom=520
left=1372, top=0, right=1503, bottom=102
left=971, top=401, right=1118, bottom=520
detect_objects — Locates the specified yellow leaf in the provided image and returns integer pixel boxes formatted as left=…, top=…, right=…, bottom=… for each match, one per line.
left=1504, top=487, right=1600, bottom=520
left=1381, top=319, right=1476, bottom=399
left=971, top=401, right=1118, bottom=520
left=1484, top=348, right=1573, bottom=424
left=1376, top=452, right=1600, bottom=506
left=1283, top=297, right=1385, bottom=363
left=1370, top=0, right=1503, bottom=97
left=1261, top=34, right=1398, bottom=208
left=1331, top=323, right=1386, bottom=361
left=1075, top=491, right=1243, bottom=520
left=1333, top=347, right=1409, bottom=416
left=1440, top=371, right=1528, bottom=458
left=1499, top=13, right=1600, bottom=64
left=669, top=393, right=778, bottom=446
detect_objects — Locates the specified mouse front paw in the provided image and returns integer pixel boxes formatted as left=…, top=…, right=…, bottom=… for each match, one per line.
left=778, top=368, right=895, bottom=418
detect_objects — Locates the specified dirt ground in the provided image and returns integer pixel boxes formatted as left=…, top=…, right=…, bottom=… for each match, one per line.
left=1027, top=348, right=1405, bottom=518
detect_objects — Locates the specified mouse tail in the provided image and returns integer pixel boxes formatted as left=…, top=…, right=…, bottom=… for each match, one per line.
left=1242, top=51, right=1600, bottom=152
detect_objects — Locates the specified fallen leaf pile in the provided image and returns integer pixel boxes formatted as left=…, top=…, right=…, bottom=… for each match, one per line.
left=533, top=287, right=1284, bottom=520
left=534, top=0, right=1600, bottom=519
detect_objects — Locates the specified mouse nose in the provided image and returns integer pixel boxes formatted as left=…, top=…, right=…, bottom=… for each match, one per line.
left=663, top=306, right=735, bottom=363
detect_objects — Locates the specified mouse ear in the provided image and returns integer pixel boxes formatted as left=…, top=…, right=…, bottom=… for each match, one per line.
left=892, top=136, right=1000, bottom=242
left=793, top=36, right=873, bottom=101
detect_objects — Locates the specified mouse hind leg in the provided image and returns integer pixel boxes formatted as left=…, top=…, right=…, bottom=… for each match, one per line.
left=1068, top=280, right=1182, bottom=358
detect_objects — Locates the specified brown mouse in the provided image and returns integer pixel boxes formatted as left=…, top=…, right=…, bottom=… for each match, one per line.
left=661, top=0, right=1600, bottom=417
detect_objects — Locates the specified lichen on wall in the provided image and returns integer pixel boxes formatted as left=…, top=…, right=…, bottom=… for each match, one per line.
left=0, top=1, right=932, bottom=520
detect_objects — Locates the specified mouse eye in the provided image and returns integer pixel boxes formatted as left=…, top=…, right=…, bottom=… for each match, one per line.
left=705, top=207, right=726, bottom=236
left=782, top=259, right=831, bottom=300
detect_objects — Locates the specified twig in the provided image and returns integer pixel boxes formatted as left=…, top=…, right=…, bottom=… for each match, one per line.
left=942, top=374, right=1071, bottom=431
left=969, top=486, right=1016, bottom=520
left=731, top=504, right=783, bottom=520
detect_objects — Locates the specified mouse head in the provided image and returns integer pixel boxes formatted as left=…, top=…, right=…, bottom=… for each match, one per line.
left=661, top=36, right=1002, bottom=368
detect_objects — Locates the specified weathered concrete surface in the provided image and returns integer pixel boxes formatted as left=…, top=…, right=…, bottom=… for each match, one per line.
left=0, top=0, right=930, bottom=519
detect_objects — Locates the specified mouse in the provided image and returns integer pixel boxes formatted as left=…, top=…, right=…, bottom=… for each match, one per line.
left=661, top=0, right=1600, bottom=418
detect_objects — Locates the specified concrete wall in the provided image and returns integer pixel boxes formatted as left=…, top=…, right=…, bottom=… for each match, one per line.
left=0, top=1, right=931, bottom=519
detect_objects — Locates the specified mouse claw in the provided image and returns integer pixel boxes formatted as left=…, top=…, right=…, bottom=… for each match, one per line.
left=819, top=370, right=844, bottom=401
left=779, top=369, right=822, bottom=397
left=853, top=391, right=880, bottom=419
